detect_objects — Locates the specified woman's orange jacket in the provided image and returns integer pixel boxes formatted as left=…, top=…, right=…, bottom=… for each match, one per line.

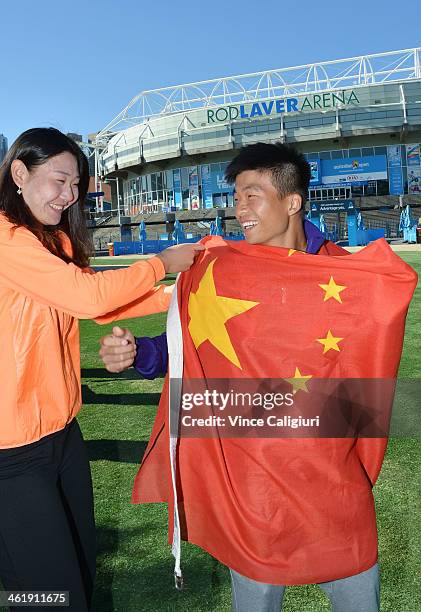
left=0, top=214, right=171, bottom=448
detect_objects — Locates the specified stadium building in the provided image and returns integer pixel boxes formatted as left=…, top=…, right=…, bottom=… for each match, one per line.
left=94, top=48, right=421, bottom=244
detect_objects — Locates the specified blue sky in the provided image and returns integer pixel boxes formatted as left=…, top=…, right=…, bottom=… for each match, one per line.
left=1, top=0, right=420, bottom=144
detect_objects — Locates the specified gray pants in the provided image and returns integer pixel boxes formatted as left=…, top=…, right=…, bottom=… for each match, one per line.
left=230, top=563, right=379, bottom=612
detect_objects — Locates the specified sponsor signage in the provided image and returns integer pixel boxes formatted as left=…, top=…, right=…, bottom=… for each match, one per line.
left=173, top=169, right=182, bottom=208
left=387, top=145, right=404, bottom=195
left=207, top=90, right=360, bottom=124
left=201, top=164, right=214, bottom=209
left=311, top=199, right=355, bottom=213
left=321, top=155, right=387, bottom=185
left=309, top=160, right=321, bottom=185
left=406, top=144, right=421, bottom=194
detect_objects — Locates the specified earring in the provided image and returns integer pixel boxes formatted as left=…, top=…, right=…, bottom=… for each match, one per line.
left=17, top=187, right=22, bottom=195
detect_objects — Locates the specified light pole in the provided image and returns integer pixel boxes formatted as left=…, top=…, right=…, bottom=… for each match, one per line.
left=103, top=177, right=121, bottom=225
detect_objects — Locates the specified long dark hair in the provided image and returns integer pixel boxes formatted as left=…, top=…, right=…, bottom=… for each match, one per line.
left=0, top=127, right=92, bottom=267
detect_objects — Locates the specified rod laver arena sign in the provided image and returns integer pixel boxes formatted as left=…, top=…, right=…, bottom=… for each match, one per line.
left=207, top=90, right=360, bottom=124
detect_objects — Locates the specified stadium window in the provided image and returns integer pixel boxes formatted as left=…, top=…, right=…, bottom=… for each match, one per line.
left=309, top=118, right=323, bottom=126
left=386, top=110, right=403, bottom=118
left=181, top=168, right=189, bottom=191
left=244, top=127, right=257, bottom=134
left=377, top=180, right=389, bottom=196
left=374, top=146, right=387, bottom=156
left=362, top=148, right=374, bottom=157
left=284, top=120, right=298, bottom=128
left=256, top=124, right=269, bottom=132
left=340, top=114, right=355, bottom=122
left=268, top=123, right=281, bottom=131
left=319, top=151, right=331, bottom=160
left=165, top=170, right=173, bottom=189
left=331, top=150, right=344, bottom=159
left=351, top=185, right=363, bottom=196
left=151, top=174, right=157, bottom=192
left=146, top=174, right=152, bottom=194
left=349, top=148, right=362, bottom=157
left=366, top=181, right=377, bottom=196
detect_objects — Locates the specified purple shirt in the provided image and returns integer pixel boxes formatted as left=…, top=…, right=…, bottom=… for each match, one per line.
left=134, top=220, right=326, bottom=379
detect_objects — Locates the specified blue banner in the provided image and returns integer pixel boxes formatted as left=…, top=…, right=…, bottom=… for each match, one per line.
left=201, top=164, right=214, bottom=209
left=189, top=166, right=200, bottom=209
left=321, top=155, right=387, bottom=185
left=387, top=146, right=403, bottom=195
left=173, top=169, right=182, bottom=209
left=406, top=145, right=421, bottom=194
left=311, top=199, right=355, bottom=213
left=309, top=160, right=321, bottom=185
left=211, top=165, right=231, bottom=193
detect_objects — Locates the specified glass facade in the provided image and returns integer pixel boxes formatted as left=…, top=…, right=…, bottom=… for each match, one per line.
left=122, top=143, right=420, bottom=212
left=123, top=163, right=234, bottom=214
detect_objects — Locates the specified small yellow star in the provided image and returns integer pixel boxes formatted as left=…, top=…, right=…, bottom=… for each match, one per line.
left=287, top=249, right=297, bottom=257
left=284, top=367, right=313, bottom=394
left=319, top=276, right=347, bottom=303
left=188, top=259, right=259, bottom=369
left=316, top=330, right=343, bottom=354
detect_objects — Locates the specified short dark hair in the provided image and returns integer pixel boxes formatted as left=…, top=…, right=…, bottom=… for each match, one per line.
left=225, top=142, right=311, bottom=207
left=0, top=127, right=92, bottom=268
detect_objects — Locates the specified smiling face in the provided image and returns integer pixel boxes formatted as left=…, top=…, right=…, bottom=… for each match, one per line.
left=234, top=169, right=303, bottom=248
left=12, top=152, right=80, bottom=226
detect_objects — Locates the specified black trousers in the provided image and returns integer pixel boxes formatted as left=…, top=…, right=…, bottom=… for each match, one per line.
left=0, top=420, right=96, bottom=611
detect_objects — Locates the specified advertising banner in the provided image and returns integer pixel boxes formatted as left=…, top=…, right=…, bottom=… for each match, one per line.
left=201, top=164, right=214, bottom=209
left=173, top=169, right=182, bottom=209
left=311, top=199, right=355, bottom=213
left=321, top=155, right=387, bottom=185
left=309, top=160, right=321, bottom=185
left=189, top=166, right=200, bottom=210
left=387, top=146, right=404, bottom=195
left=406, top=144, right=421, bottom=194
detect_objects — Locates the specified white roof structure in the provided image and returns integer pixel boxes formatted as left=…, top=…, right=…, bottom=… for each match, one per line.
left=96, top=47, right=421, bottom=144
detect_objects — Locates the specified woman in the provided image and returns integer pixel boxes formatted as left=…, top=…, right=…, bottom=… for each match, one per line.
left=0, top=128, right=202, bottom=610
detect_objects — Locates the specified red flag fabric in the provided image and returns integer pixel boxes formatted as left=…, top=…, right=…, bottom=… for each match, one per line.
left=133, top=237, right=417, bottom=585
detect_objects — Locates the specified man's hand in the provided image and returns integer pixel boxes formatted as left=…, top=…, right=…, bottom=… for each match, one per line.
left=157, top=243, right=205, bottom=274
left=99, top=326, right=136, bottom=373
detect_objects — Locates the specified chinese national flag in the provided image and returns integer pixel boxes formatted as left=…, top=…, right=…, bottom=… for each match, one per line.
left=133, top=237, right=417, bottom=585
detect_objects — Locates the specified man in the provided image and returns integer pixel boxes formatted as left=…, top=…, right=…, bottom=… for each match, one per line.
left=99, top=143, right=416, bottom=612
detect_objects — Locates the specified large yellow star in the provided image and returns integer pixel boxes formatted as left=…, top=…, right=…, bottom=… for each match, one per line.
left=188, top=259, right=259, bottom=369
left=284, top=367, right=313, bottom=394
left=316, top=330, right=343, bottom=354
left=318, top=276, right=347, bottom=303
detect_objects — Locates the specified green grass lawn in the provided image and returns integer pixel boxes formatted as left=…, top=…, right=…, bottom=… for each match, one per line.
left=91, top=258, right=141, bottom=266
left=77, top=252, right=420, bottom=611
